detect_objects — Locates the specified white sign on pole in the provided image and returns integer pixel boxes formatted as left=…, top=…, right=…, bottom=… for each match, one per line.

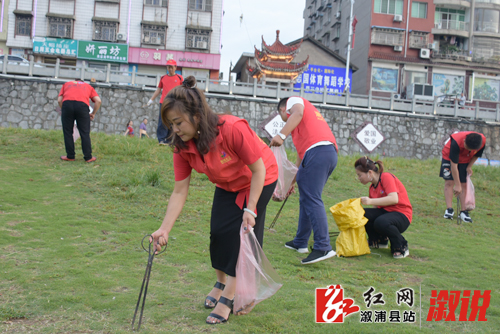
left=354, top=123, right=385, bottom=153
left=263, top=114, right=286, bottom=139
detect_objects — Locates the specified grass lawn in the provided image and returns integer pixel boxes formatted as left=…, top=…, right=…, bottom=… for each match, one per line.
left=1, top=127, right=499, bottom=334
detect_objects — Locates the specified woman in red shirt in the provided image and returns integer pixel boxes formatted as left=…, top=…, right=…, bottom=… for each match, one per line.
left=354, top=157, right=412, bottom=259
left=150, top=76, right=278, bottom=325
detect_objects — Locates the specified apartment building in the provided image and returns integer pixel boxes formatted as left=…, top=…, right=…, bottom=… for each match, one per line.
left=304, top=0, right=500, bottom=106
left=6, top=0, right=222, bottom=79
left=0, top=0, right=11, bottom=55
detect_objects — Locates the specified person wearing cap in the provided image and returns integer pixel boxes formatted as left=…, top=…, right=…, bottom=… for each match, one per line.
left=58, top=79, right=101, bottom=163
left=270, top=97, right=338, bottom=265
left=147, top=59, right=183, bottom=145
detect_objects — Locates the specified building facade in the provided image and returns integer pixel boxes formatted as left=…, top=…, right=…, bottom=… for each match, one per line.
left=303, top=0, right=500, bottom=107
left=0, top=0, right=11, bottom=55
left=5, top=0, right=222, bottom=79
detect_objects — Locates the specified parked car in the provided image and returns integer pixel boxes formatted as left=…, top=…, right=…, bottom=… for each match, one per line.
left=0, top=55, right=44, bottom=68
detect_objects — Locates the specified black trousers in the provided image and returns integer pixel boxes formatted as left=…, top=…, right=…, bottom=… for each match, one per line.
left=61, top=100, right=92, bottom=160
left=363, top=208, right=410, bottom=253
left=209, top=180, right=277, bottom=277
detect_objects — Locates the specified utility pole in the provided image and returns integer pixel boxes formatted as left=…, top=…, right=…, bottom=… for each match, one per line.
left=344, top=0, right=354, bottom=93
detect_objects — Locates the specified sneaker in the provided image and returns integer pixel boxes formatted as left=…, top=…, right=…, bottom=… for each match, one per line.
left=85, top=157, right=97, bottom=163
left=393, top=246, right=409, bottom=259
left=301, top=249, right=336, bottom=264
left=285, top=240, right=309, bottom=254
left=378, top=238, right=389, bottom=249
left=368, top=240, right=379, bottom=249
left=159, top=141, right=168, bottom=146
left=459, top=211, right=473, bottom=223
left=443, top=208, right=454, bottom=219
left=60, top=156, right=75, bottom=161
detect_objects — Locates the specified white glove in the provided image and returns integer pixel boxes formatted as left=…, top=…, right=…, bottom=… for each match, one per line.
left=147, top=99, right=153, bottom=106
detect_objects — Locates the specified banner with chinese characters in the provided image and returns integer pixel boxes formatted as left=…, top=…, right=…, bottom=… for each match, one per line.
left=33, top=37, right=78, bottom=57
left=77, top=41, right=128, bottom=63
left=293, top=64, right=352, bottom=94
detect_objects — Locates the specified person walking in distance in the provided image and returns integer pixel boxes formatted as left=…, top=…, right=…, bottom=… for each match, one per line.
left=58, top=79, right=101, bottom=162
left=147, top=59, right=183, bottom=145
left=139, top=118, right=149, bottom=139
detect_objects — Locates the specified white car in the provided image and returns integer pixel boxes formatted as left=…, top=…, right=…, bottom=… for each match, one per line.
left=0, top=55, right=44, bottom=67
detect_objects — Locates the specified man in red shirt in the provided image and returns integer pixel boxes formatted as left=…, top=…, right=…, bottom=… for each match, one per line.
left=58, top=79, right=101, bottom=162
left=147, top=59, right=183, bottom=145
left=270, top=97, right=338, bottom=265
left=440, top=131, right=486, bottom=223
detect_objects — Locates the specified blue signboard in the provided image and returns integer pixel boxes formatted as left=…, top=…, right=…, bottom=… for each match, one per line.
left=33, top=37, right=77, bottom=57
left=294, top=64, right=353, bottom=93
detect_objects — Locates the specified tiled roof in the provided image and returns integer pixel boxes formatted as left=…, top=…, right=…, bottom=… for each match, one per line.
left=251, top=56, right=309, bottom=72
left=262, top=30, right=302, bottom=56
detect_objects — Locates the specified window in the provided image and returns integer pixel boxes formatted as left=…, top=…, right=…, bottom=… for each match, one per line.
left=142, top=25, right=166, bottom=45
left=327, top=8, right=331, bottom=23
left=409, top=31, right=429, bottom=48
left=186, top=28, right=210, bottom=49
left=188, top=0, right=212, bottom=11
left=371, top=27, right=404, bottom=46
left=411, top=2, right=427, bottom=19
left=15, top=15, right=32, bottom=36
left=145, top=0, right=168, bottom=6
left=435, top=8, right=466, bottom=30
left=374, top=0, right=403, bottom=15
left=48, top=17, right=72, bottom=38
left=475, top=9, right=500, bottom=33
left=93, top=21, right=118, bottom=42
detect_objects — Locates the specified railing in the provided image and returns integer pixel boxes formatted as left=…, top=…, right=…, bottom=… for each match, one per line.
left=1, top=57, right=500, bottom=123
left=434, top=20, right=469, bottom=32
left=476, top=0, right=500, bottom=4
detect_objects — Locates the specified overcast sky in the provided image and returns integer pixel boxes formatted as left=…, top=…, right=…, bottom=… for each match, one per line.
left=219, top=0, right=306, bottom=80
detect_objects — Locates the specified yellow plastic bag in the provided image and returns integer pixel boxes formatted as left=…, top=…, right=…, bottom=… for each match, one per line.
left=329, top=198, right=371, bottom=257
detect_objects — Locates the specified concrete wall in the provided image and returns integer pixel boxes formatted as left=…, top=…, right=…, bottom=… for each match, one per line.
left=1, top=77, right=499, bottom=161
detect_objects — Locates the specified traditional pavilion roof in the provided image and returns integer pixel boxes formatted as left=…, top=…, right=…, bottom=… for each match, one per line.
left=261, top=30, right=302, bottom=56
left=246, top=56, right=309, bottom=79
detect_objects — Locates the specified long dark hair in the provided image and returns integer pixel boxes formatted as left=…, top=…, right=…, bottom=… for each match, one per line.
left=161, top=76, right=222, bottom=155
left=126, top=120, right=132, bottom=130
left=354, top=156, right=384, bottom=174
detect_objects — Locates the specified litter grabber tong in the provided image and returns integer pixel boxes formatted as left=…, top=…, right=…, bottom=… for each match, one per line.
left=457, top=196, right=461, bottom=225
left=131, top=234, right=167, bottom=331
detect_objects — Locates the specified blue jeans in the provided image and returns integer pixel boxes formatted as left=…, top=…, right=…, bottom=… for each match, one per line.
left=293, top=144, right=338, bottom=252
left=157, top=103, right=170, bottom=143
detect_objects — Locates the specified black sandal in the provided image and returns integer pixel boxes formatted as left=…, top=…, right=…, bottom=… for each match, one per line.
left=206, top=296, right=233, bottom=325
left=204, top=281, right=225, bottom=309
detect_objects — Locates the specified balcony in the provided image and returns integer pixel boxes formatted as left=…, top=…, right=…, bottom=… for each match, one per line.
left=476, top=0, right=500, bottom=5
left=432, top=20, right=469, bottom=38
left=431, top=47, right=471, bottom=62
left=433, top=0, right=470, bottom=8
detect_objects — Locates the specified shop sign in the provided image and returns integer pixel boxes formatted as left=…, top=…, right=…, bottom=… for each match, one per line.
left=77, top=40, right=128, bottom=63
left=33, top=37, right=77, bottom=57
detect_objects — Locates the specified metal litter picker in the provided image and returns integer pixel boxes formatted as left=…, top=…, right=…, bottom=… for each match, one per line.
left=132, top=235, right=167, bottom=331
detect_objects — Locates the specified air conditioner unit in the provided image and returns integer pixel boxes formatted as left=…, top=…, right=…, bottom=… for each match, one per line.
left=394, top=45, right=403, bottom=52
left=394, top=14, right=403, bottom=22
left=144, top=35, right=150, bottom=43
left=465, top=56, right=472, bottom=62
left=428, top=42, right=438, bottom=50
left=394, top=94, right=401, bottom=99
left=420, top=48, right=430, bottom=59
left=117, top=33, right=125, bottom=41
left=335, top=11, right=341, bottom=18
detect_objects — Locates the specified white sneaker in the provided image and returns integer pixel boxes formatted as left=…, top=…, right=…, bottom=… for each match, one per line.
left=443, top=208, right=454, bottom=219
left=459, top=211, right=473, bottom=223
left=285, top=240, right=309, bottom=254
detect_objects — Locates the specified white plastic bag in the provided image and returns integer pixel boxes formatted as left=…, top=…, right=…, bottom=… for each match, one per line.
left=465, top=174, right=475, bottom=211
left=234, top=225, right=282, bottom=315
left=270, top=145, right=298, bottom=201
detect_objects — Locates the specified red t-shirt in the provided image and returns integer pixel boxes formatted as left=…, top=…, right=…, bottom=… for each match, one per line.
left=442, top=131, right=486, bottom=164
left=159, top=74, right=183, bottom=103
left=173, top=115, right=278, bottom=193
left=369, top=172, right=413, bottom=223
left=287, top=97, right=338, bottom=159
left=58, top=81, right=98, bottom=106
left=127, top=126, right=134, bottom=137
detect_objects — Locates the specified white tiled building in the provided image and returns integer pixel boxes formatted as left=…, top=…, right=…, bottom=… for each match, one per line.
left=5, top=0, right=222, bottom=78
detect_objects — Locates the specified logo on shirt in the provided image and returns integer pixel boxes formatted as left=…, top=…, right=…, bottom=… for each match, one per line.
left=220, top=151, right=232, bottom=164
left=380, top=190, right=385, bottom=195
left=315, top=111, right=326, bottom=122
